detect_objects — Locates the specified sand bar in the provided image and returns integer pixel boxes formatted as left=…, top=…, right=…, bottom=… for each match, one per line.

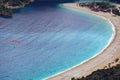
left=46, top=3, right=120, bottom=80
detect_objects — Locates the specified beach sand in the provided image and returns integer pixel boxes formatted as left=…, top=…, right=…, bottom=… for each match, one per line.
left=46, top=3, right=120, bottom=80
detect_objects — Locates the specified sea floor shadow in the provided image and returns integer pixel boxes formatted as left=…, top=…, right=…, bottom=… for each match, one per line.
left=12, top=1, right=60, bottom=14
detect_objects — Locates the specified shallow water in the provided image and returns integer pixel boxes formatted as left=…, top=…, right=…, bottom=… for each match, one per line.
left=0, top=3, right=113, bottom=80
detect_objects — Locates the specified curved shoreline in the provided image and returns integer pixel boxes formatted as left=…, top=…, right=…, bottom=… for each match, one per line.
left=44, top=3, right=117, bottom=80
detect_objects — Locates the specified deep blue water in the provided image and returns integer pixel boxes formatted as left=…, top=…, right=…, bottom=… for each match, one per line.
left=0, top=3, right=113, bottom=80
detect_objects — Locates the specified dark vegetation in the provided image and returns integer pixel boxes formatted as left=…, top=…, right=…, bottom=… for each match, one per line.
left=79, top=2, right=120, bottom=16
left=71, top=58, right=120, bottom=80
left=112, top=8, right=120, bottom=16
left=0, top=0, right=33, bottom=17
left=0, top=5, right=12, bottom=18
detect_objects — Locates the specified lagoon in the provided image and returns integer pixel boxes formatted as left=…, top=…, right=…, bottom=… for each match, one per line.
left=0, top=3, right=113, bottom=80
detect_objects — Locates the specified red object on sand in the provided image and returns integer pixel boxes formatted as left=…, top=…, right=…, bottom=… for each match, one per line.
left=10, top=40, right=20, bottom=43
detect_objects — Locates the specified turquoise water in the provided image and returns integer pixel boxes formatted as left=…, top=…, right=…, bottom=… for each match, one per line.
left=0, top=3, right=113, bottom=80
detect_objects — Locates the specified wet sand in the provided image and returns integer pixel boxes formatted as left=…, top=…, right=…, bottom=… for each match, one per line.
left=46, top=3, right=120, bottom=80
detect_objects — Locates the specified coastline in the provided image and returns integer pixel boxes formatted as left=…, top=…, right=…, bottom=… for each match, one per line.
left=45, top=3, right=120, bottom=80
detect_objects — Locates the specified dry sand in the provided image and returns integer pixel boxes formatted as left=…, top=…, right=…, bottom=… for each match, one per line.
left=46, top=3, right=120, bottom=80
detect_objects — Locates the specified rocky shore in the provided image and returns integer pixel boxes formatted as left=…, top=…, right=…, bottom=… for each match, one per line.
left=0, top=0, right=34, bottom=17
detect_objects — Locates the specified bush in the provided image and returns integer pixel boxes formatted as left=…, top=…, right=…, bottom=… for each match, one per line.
left=112, top=8, right=120, bottom=16
left=0, top=6, right=12, bottom=18
left=71, top=64, right=120, bottom=80
left=0, top=0, right=33, bottom=17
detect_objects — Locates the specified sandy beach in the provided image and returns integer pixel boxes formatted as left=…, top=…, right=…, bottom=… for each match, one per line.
left=46, top=3, right=120, bottom=80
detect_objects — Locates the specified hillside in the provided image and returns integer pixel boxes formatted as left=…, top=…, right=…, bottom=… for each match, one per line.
left=71, top=58, right=120, bottom=80
left=0, top=0, right=33, bottom=17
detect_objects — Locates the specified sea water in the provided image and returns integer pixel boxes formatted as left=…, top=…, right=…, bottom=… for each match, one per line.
left=0, top=3, right=113, bottom=80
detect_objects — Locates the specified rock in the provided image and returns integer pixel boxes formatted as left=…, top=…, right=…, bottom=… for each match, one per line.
left=0, top=6, right=12, bottom=18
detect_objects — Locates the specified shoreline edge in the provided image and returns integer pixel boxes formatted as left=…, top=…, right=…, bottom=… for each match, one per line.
left=44, top=3, right=117, bottom=80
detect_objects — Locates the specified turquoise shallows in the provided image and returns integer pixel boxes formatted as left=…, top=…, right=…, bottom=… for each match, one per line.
left=0, top=3, right=113, bottom=80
